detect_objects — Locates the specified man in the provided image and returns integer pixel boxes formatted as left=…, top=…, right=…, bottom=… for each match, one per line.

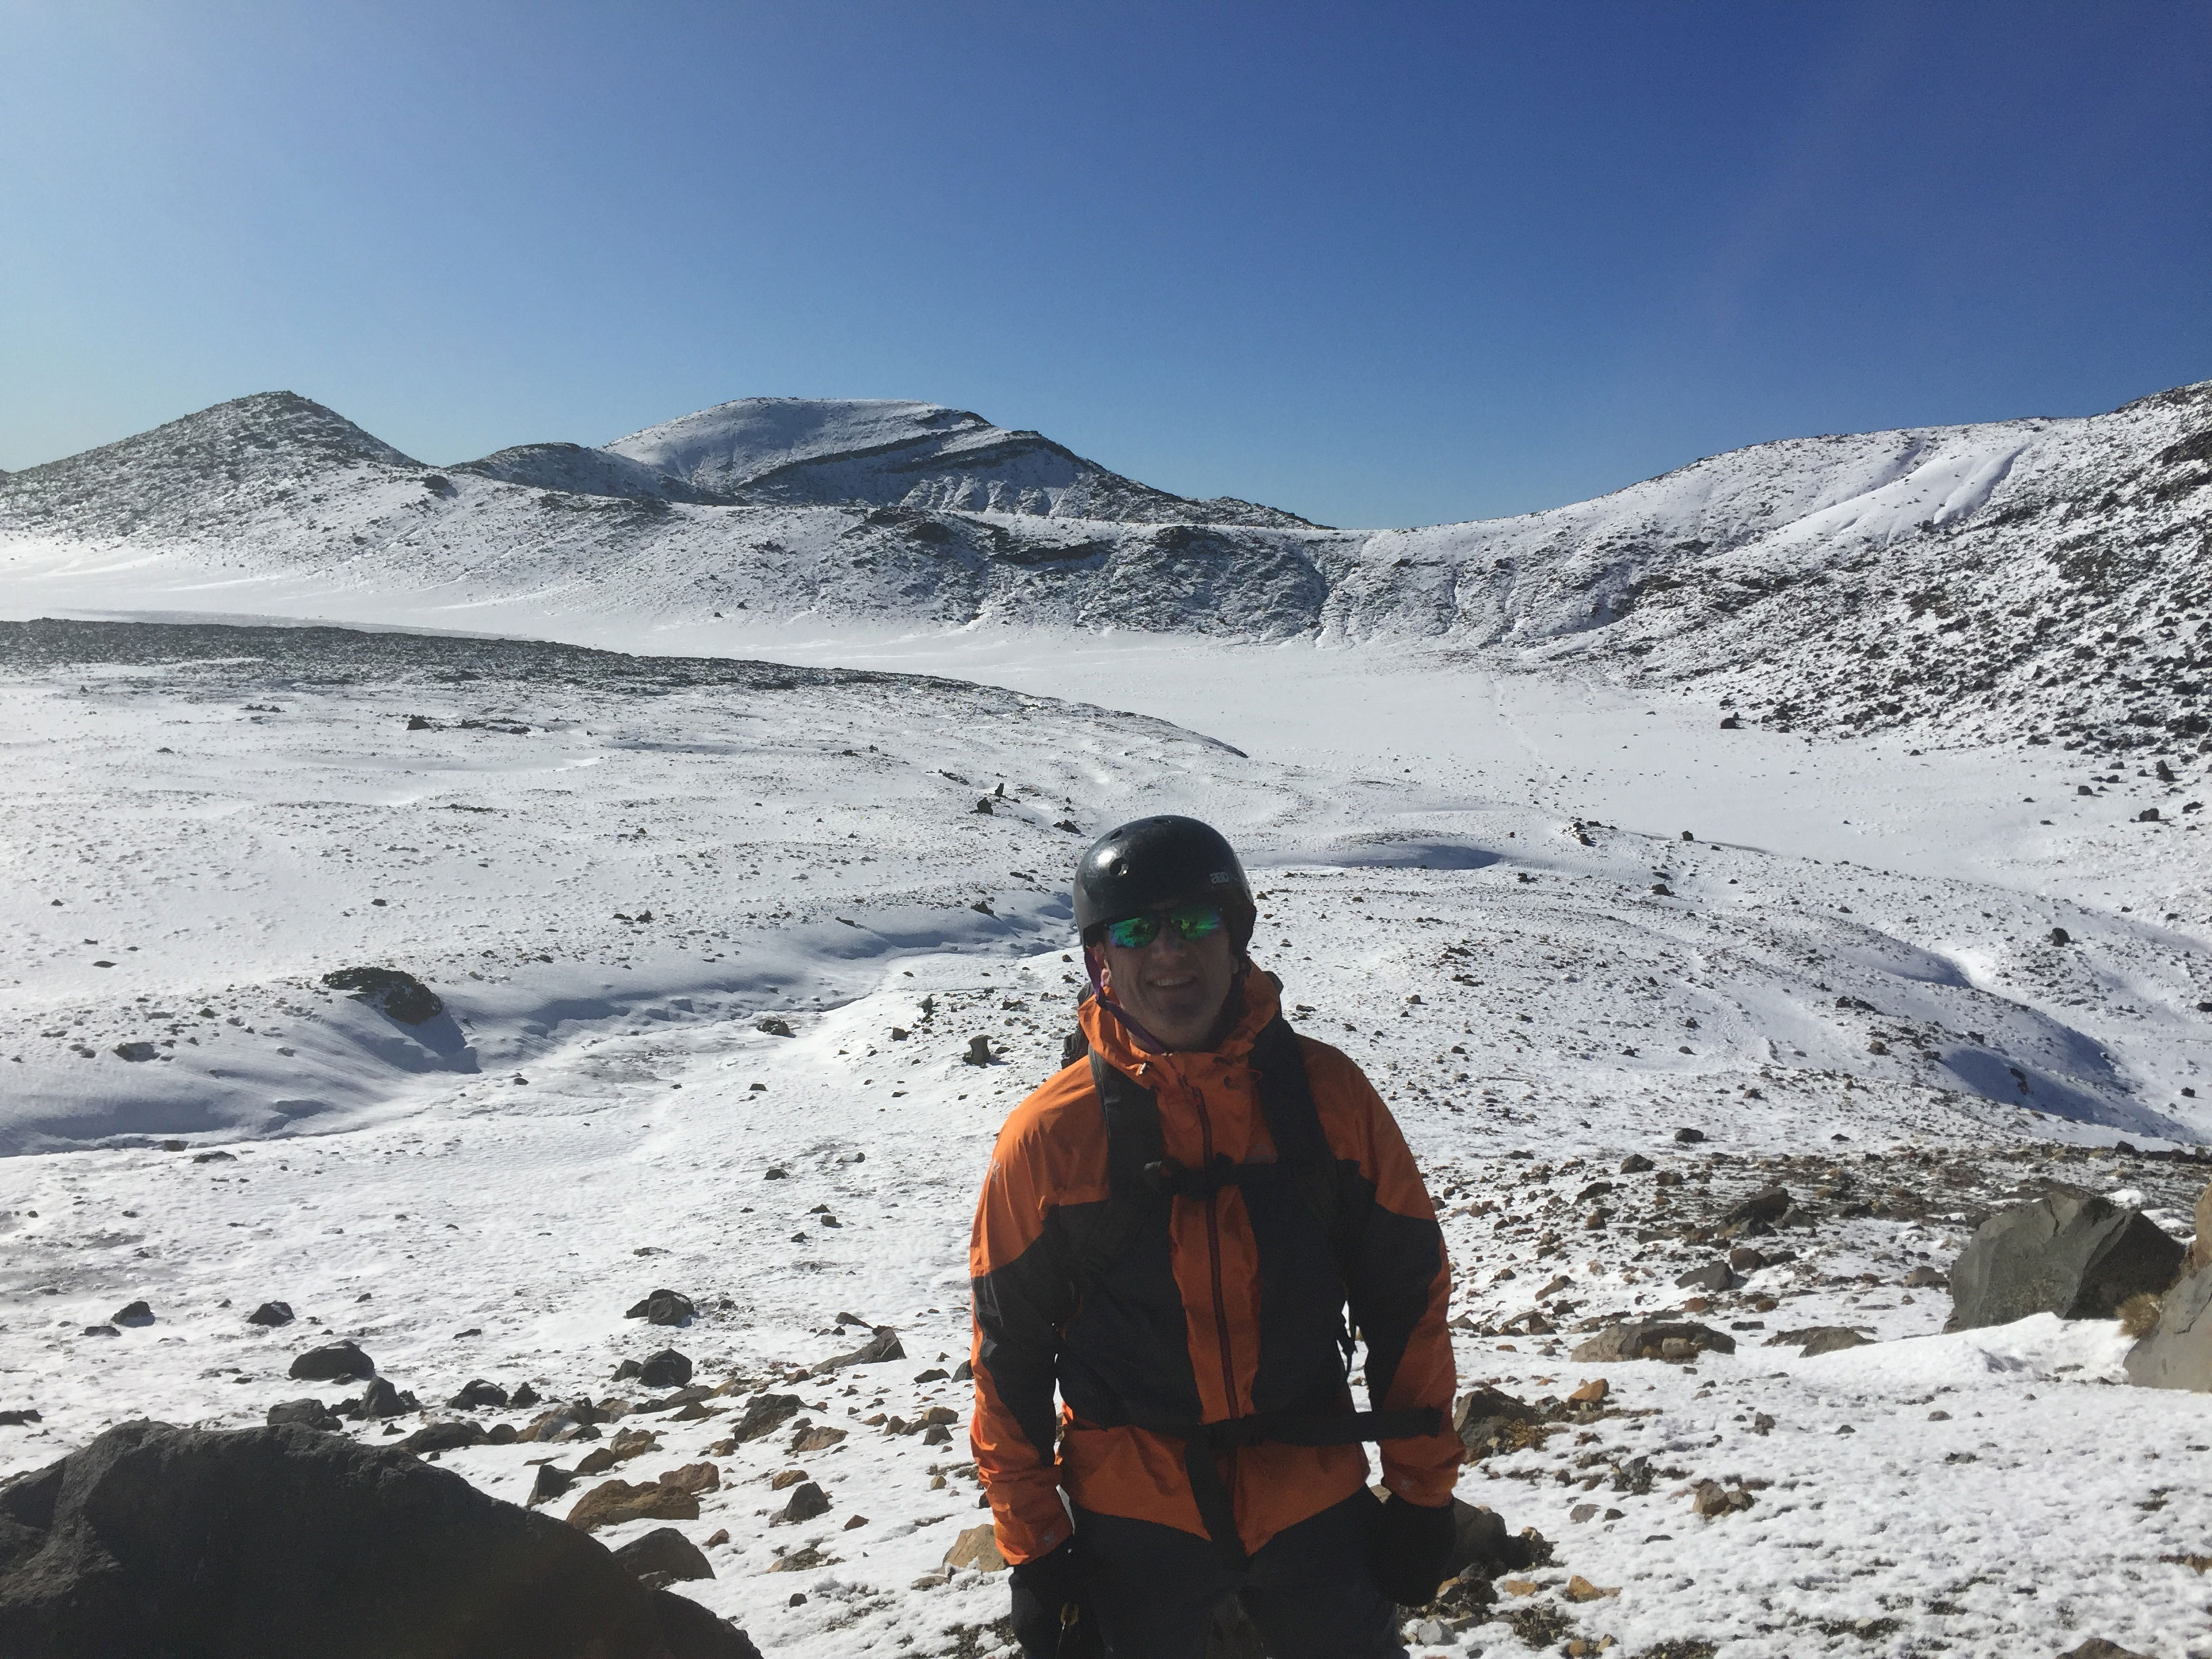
left=968, top=815, right=1460, bottom=1658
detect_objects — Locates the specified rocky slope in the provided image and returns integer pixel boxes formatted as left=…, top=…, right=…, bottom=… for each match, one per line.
left=4, top=382, right=2210, bottom=752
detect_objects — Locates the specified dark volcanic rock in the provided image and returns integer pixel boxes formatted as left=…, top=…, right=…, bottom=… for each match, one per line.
left=638, top=1349, right=693, bottom=1391
left=245, top=1302, right=295, bottom=1328
left=1947, top=1192, right=2184, bottom=1330
left=400, top=1420, right=487, bottom=1454
left=625, top=1290, right=695, bottom=1328
left=288, top=1341, right=374, bottom=1382
left=356, top=1378, right=419, bottom=1420
left=264, top=1399, right=340, bottom=1431
left=109, top=1302, right=153, bottom=1328
left=447, top=1379, right=509, bottom=1410
left=612, top=1526, right=714, bottom=1586
left=726, top=1394, right=804, bottom=1446
left=320, top=966, right=444, bottom=1025
left=0, top=1419, right=757, bottom=1659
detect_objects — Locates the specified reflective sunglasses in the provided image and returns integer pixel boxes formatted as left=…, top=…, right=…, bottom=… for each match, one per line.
left=1103, top=903, right=1227, bottom=950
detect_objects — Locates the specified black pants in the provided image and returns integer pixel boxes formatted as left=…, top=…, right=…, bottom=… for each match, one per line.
left=1074, top=1489, right=1405, bottom=1659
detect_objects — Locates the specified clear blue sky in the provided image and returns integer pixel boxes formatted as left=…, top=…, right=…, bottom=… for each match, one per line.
left=3, top=1, right=2207, bottom=528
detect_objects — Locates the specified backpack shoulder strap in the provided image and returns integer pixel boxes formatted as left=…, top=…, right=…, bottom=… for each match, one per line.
left=1251, top=1015, right=1368, bottom=1287
left=1066, top=1050, right=1167, bottom=1296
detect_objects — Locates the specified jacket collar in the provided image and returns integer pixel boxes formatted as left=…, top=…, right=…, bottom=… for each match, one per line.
left=1080, top=966, right=1283, bottom=1080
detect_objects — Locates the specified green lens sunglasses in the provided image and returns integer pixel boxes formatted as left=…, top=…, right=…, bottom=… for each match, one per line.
left=1103, top=903, right=1227, bottom=950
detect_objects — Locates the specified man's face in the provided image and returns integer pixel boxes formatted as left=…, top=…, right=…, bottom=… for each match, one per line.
left=1096, top=909, right=1237, bottom=1052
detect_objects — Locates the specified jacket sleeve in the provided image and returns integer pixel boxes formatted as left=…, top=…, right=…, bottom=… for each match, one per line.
left=1334, top=1062, right=1460, bottom=1506
left=968, top=1115, right=1078, bottom=1563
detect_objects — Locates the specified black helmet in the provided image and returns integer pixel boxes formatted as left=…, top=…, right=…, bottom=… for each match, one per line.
left=1074, top=816, right=1254, bottom=947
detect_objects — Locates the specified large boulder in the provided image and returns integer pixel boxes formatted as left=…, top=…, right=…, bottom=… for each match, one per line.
left=2124, top=1254, right=2212, bottom=1389
left=1946, top=1191, right=2183, bottom=1331
left=0, top=1420, right=757, bottom=1659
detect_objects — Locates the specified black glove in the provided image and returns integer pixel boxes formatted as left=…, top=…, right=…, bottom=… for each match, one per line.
left=1368, top=1493, right=1457, bottom=1607
left=1008, top=1536, right=1101, bottom=1658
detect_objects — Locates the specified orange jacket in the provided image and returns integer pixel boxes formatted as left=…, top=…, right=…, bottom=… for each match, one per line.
left=967, top=970, right=1458, bottom=1563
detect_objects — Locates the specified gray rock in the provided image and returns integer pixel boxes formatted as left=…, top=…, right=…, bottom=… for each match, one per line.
left=288, top=1341, right=374, bottom=1382
left=2060, top=1643, right=2152, bottom=1659
left=2125, top=1258, right=2212, bottom=1389
left=771, top=1481, right=830, bottom=1525
left=1946, top=1192, right=2184, bottom=1330
left=448, top=1379, right=509, bottom=1410
left=1450, top=1385, right=1541, bottom=1458
left=808, top=1328, right=905, bottom=1376
left=110, top=1302, right=153, bottom=1328
left=1569, top=1321, right=1736, bottom=1362
left=245, top=1302, right=295, bottom=1328
left=611, top=1527, right=714, bottom=1585
left=638, top=1349, right=692, bottom=1390
left=0, top=1420, right=759, bottom=1659
left=1675, top=1261, right=1734, bottom=1292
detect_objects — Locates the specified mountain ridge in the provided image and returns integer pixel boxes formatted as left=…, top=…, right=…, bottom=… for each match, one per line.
left=4, top=380, right=2210, bottom=756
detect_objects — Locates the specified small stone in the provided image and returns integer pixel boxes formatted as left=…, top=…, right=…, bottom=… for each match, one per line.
left=574, top=1448, right=618, bottom=1476
left=566, top=1477, right=701, bottom=1533
left=1618, top=1153, right=1654, bottom=1174
left=525, top=1464, right=578, bottom=1507
left=792, top=1425, right=848, bottom=1454
left=447, top=1378, right=509, bottom=1409
left=1674, top=1127, right=1705, bottom=1144
left=757, top=1016, right=795, bottom=1037
left=943, top=1523, right=1007, bottom=1572
left=638, top=1348, right=692, bottom=1389
left=772, top=1481, right=832, bottom=1525
left=657, top=1461, right=720, bottom=1495
left=1570, top=1502, right=1599, bottom=1523
left=842, top=1514, right=868, bottom=1530
left=770, top=1469, right=808, bottom=1490
left=111, top=1300, right=154, bottom=1327
left=112, top=1042, right=159, bottom=1063
left=705, top=1529, right=730, bottom=1547
left=246, top=1302, right=295, bottom=1328
left=1563, top=1574, right=1619, bottom=1601
left=1675, top=1261, right=1733, bottom=1292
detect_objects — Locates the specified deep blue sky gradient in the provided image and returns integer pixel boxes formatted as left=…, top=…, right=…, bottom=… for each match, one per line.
left=3, top=1, right=2207, bottom=527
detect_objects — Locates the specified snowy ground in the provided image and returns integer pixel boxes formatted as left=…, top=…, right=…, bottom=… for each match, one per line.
left=3, top=618, right=2211, bottom=1658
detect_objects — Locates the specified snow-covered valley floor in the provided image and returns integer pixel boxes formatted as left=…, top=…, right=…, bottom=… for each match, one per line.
left=3, top=618, right=2211, bottom=1658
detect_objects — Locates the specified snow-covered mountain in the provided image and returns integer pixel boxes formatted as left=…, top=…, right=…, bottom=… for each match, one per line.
left=4, top=381, right=2210, bottom=751
left=603, top=396, right=1313, bottom=526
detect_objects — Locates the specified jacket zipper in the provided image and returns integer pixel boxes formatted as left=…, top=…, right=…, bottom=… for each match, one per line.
left=1189, top=1080, right=1240, bottom=1418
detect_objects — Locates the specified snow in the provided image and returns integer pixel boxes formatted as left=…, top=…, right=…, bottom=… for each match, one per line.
left=3, top=377, right=2212, bottom=1655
